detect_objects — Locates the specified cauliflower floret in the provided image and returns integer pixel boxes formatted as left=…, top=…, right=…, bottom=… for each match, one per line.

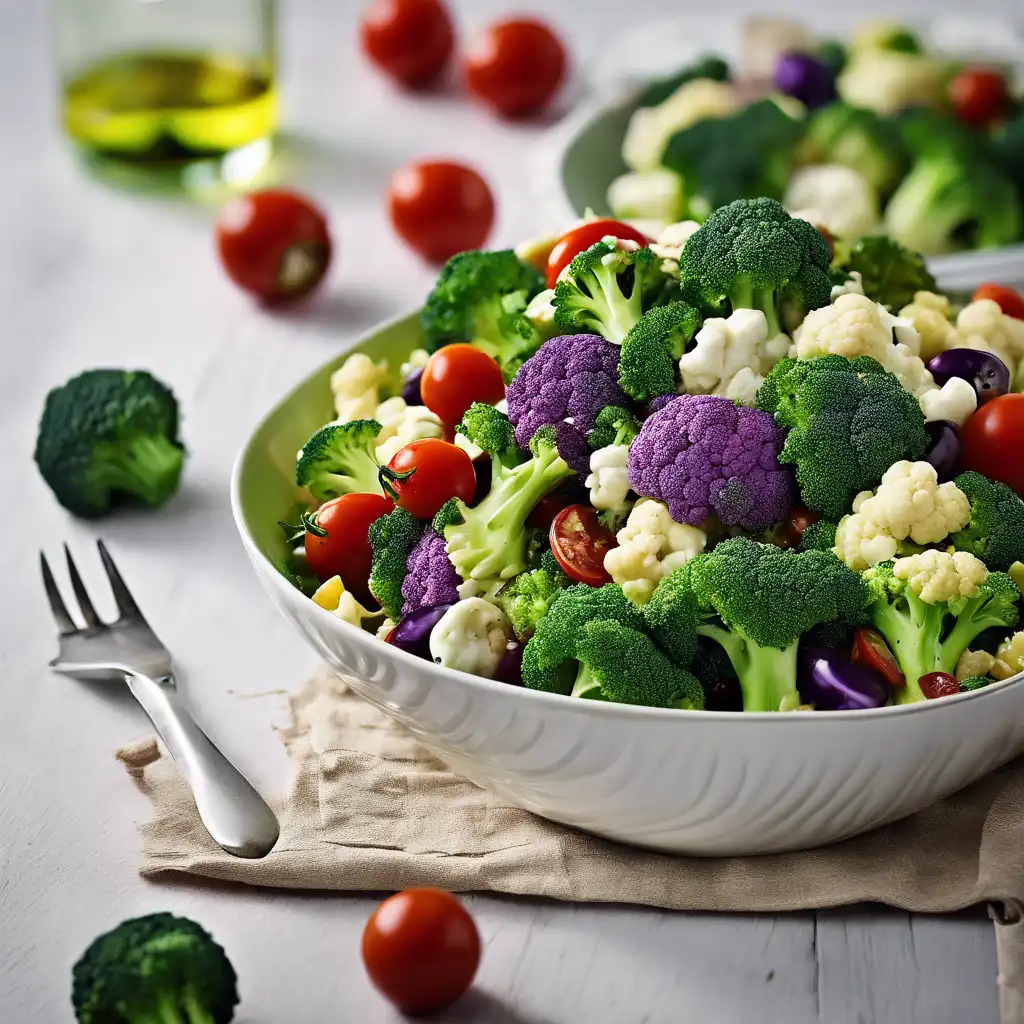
left=330, top=352, right=392, bottom=422
left=997, top=632, right=1024, bottom=676
left=649, top=219, right=703, bottom=275
left=955, top=648, right=1016, bottom=682
left=376, top=617, right=397, bottom=640
left=832, top=270, right=866, bottom=301
left=524, top=287, right=557, bottom=332
left=834, top=461, right=972, bottom=570
left=837, top=49, right=946, bottom=116
left=311, top=576, right=386, bottom=631
left=399, top=348, right=430, bottom=380
left=374, top=397, right=445, bottom=463
left=784, top=165, right=880, bottom=240
left=623, top=78, right=739, bottom=172
left=919, top=377, right=978, bottom=428
left=957, top=299, right=1024, bottom=380
left=428, top=598, right=512, bottom=677
left=604, top=498, right=707, bottom=604
left=898, top=292, right=958, bottom=362
left=586, top=444, right=632, bottom=514
left=893, top=549, right=988, bottom=604
left=679, top=308, right=786, bottom=405
left=606, top=170, right=685, bottom=230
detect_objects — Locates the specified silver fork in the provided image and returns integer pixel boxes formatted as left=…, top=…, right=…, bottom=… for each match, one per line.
left=41, top=540, right=280, bottom=859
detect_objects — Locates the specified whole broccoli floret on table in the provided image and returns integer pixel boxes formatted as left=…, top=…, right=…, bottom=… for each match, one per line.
left=72, top=912, right=238, bottom=1024
left=628, top=394, right=794, bottom=532
left=950, top=472, right=1024, bottom=573
left=401, top=528, right=460, bottom=617
left=34, top=369, right=185, bottom=518
left=552, top=242, right=662, bottom=345
left=505, top=333, right=630, bottom=450
left=296, top=420, right=384, bottom=502
left=618, top=301, right=704, bottom=401
left=523, top=583, right=703, bottom=709
left=679, top=197, right=833, bottom=337
left=368, top=506, right=425, bottom=620
left=755, top=355, right=928, bottom=521
left=645, top=538, right=869, bottom=712
left=420, top=249, right=546, bottom=377
left=832, top=235, right=936, bottom=312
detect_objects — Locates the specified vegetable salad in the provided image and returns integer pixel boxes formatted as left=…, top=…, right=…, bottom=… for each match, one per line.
left=283, top=196, right=1024, bottom=713
left=606, top=18, right=1024, bottom=257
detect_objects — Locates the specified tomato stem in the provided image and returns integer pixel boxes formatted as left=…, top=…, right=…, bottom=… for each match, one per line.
left=378, top=465, right=416, bottom=503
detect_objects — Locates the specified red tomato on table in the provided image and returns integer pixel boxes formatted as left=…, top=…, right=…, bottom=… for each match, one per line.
left=359, top=0, right=454, bottom=89
left=546, top=219, right=650, bottom=289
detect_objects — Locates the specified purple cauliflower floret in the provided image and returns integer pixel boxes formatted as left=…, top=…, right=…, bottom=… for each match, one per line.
left=401, top=529, right=460, bottom=617
left=648, top=394, right=676, bottom=414
left=554, top=421, right=591, bottom=476
left=628, top=394, right=794, bottom=531
left=506, top=333, right=629, bottom=450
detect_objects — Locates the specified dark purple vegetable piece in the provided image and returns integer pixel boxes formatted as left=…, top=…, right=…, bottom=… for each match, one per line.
left=402, top=368, right=424, bottom=406
left=495, top=643, right=524, bottom=686
left=706, top=675, right=743, bottom=712
left=389, top=603, right=453, bottom=659
left=798, top=647, right=890, bottom=710
left=927, top=348, right=1009, bottom=406
left=924, top=420, right=963, bottom=483
left=773, top=52, right=836, bottom=110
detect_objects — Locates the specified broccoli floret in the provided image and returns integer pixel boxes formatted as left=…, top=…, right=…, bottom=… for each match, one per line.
left=951, top=472, right=1024, bottom=573
left=586, top=404, right=642, bottom=451
left=441, top=426, right=574, bottom=584
left=799, top=519, right=839, bottom=554
left=679, top=198, right=833, bottom=337
left=756, top=356, right=927, bottom=520
left=833, top=234, right=937, bottom=311
left=523, top=584, right=703, bottom=708
left=818, top=40, right=847, bottom=75
left=420, top=250, right=546, bottom=377
left=368, top=507, right=425, bottom=620
left=993, top=113, right=1024, bottom=199
left=637, top=54, right=731, bottom=108
left=662, top=101, right=805, bottom=221
left=799, top=102, right=908, bottom=196
left=618, top=301, right=703, bottom=401
left=804, top=619, right=855, bottom=649
left=72, top=913, right=238, bottom=1024
left=34, top=369, right=184, bottom=518
left=457, top=402, right=520, bottom=466
left=296, top=420, right=384, bottom=502
left=960, top=676, right=992, bottom=693
left=499, top=565, right=567, bottom=639
left=552, top=241, right=661, bottom=345
left=645, top=538, right=869, bottom=712
left=865, top=561, right=1020, bottom=704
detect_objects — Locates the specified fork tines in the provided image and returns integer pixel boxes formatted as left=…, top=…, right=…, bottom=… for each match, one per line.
left=40, top=540, right=143, bottom=633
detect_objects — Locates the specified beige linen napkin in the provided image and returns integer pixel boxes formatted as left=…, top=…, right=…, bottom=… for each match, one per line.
left=119, top=668, right=1024, bottom=1019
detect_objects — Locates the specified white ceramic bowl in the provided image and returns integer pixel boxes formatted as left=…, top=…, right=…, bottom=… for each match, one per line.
left=232, top=312, right=1024, bottom=855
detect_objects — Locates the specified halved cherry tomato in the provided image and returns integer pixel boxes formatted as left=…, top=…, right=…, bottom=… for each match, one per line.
left=546, top=220, right=650, bottom=289
left=387, top=161, right=494, bottom=263
left=962, top=394, right=1024, bottom=497
left=420, top=345, right=505, bottom=427
left=851, top=628, right=905, bottom=688
left=362, top=888, right=480, bottom=1015
left=303, top=493, right=394, bottom=600
left=550, top=504, right=617, bottom=586
left=359, top=0, right=454, bottom=89
left=949, top=68, right=1009, bottom=128
left=383, top=439, right=476, bottom=519
left=463, top=18, right=568, bottom=119
left=216, top=190, right=331, bottom=305
left=773, top=507, right=821, bottom=549
left=919, top=671, right=960, bottom=700
left=973, top=283, right=1024, bottom=321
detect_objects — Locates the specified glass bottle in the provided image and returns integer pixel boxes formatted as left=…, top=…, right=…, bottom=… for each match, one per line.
left=54, top=0, right=277, bottom=191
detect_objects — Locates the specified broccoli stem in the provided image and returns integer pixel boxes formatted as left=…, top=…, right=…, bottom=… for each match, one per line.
left=728, top=278, right=781, bottom=337
left=97, top=435, right=184, bottom=507
left=571, top=662, right=605, bottom=699
left=885, top=160, right=971, bottom=256
left=699, top=624, right=801, bottom=712
left=870, top=596, right=945, bottom=705
left=938, top=595, right=1016, bottom=679
left=582, top=264, right=644, bottom=345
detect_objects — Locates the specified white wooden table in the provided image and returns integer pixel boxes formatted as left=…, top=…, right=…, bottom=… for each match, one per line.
left=0, top=0, right=1010, bottom=1020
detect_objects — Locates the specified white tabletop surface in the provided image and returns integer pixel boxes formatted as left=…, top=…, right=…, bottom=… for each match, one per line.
left=2, top=0, right=1018, bottom=1020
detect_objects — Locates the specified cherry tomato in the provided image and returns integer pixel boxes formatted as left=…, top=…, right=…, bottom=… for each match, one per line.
left=420, top=344, right=505, bottom=427
left=304, top=493, right=394, bottom=600
left=362, top=888, right=481, bottom=1015
left=919, top=671, right=961, bottom=700
left=545, top=219, right=650, bottom=289
left=949, top=68, right=1009, bottom=127
left=773, top=506, right=821, bottom=549
left=974, top=283, right=1024, bottom=321
left=383, top=439, right=476, bottom=519
left=528, top=489, right=575, bottom=530
left=550, top=505, right=618, bottom=586
left=387, top=161, right=495, bottom=263
left=216, top=190, right=331, bottom=305
left=463, top=18, right=568, bottom=119
left=851, top=628, right=904, bottom=688
left=359, top=0, right=454, bottom=89
left=962, top=394, right=1024, bottom=497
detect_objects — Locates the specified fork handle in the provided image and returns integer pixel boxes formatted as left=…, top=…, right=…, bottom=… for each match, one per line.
left=125, top=671, right=280, bottom=858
